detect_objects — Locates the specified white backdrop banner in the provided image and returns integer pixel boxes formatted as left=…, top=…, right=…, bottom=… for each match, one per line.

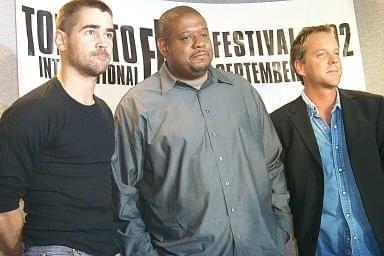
left=15, top=0, right=365, bottom=112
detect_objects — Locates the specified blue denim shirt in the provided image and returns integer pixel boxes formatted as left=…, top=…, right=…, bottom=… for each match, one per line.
left=302, top=91, right=381, bottom=256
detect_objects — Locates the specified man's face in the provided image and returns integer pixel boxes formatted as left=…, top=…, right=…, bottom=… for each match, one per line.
left=158, top=13, right=213, bottom=80
left=61, top=7, right=113, bottom=77
left=295, top=31, right=342, bottom=90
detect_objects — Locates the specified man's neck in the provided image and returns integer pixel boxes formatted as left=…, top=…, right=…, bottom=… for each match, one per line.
left=57, top=67, right=97, bottom=106
left=304, top=86, right=338, bottom=124
left=164, top=63, right=208, bottom=89
left=178, top=72, right=208, bottom=89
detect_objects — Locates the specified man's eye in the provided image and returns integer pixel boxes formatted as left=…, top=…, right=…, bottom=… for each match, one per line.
left=85, top=30, right=95, bottom=36
left=317, top=52, right=326, bottom=58
left=182, top=35, right=192, bottom=41
left=105, top=32, right=114, bottom=39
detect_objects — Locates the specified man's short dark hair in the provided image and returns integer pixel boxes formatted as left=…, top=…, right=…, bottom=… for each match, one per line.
left=56, top=0, right=113, bottom=33
left=158, top=6, right=205, bottom=42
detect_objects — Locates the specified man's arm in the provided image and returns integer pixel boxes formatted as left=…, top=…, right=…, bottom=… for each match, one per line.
left=112, top=99, right=157, bottom=256
left=263, top=112, right=299, bottom=256
left=263, top=118, right=293, bottom=233
left=0, top=207, right=24, bottom=256
left=250, top=88, right=293, bottom=230
left=0, top=99, right=48, bottom=256
left=249, top=87, right=298, bottom=255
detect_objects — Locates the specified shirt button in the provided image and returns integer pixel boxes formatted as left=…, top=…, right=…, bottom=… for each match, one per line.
left=205, top=109, right=210, bottom=113
left=342, top=191, right=346, bottom=195
left=231, top=207, right=235, bottom=212
left=335, top=145, right=339, bottom=149
left=218, top=156, right=224, bottom=161
left=225, top=181, right=230, bottom=186
left=334, top=125, right=337, bottom=129
left=346, top=214, right=350, bottom=218
left=353, top=236, right=357, bottom=240
left=338, top=168, right=343, bottom=172
left=211, top=131, right=216, bottom=137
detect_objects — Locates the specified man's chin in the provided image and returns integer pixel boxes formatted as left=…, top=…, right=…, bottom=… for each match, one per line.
left=89, top=64, right=110, bottom=77
left=329, top=80, right=341, bottom=87
left=192, top=64, right=210, bottom=73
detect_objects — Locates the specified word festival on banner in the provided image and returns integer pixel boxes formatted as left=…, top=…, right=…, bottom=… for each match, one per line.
left=212, top=23, right=354, bottom=84
left=21, top=5, right=354, bottom=87
left=16, top=0, right=365, bottom=112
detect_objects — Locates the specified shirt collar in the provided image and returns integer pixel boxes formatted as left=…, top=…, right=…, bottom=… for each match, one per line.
left=159, top=64, right=177, bottom=95
left=209, top=67, right=233, bottom=86
left=301, top=89, right=342, bottom=117
left=159, top=64, right=233, bottom=95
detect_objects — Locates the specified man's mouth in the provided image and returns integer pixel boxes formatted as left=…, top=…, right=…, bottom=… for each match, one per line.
left=93, top=51, right=110, bottom=61
left=327, top=68, right=339, bottom=73
left=191, top=51, right=209, bottom=58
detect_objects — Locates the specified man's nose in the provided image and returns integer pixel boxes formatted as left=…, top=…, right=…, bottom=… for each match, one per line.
left=192, top=35, right=206, bottom=48
left=95, top=32, right=108, bottom=48
left=329, top=53, right=339, bottom=64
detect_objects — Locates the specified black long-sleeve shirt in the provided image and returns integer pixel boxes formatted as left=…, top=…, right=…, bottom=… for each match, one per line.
left=0, top=78, right=117, bottom=256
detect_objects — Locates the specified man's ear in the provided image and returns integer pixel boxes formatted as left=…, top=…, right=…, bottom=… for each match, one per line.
left=294, top=59, right=306, bottom=78
left=157, top=38, right=169, bottom=58
left=55, top=30, right=67, bottom=52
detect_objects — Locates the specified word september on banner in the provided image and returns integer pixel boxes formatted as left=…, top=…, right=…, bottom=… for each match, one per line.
left=16, top=0, right=364, bottom=112
left=20, top=5, right=354, bottom=86
left=212, top=23, right=354, bottom=84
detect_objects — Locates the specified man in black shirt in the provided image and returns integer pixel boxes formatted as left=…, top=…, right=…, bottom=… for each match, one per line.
left=0, top=0, right=117, bottom=255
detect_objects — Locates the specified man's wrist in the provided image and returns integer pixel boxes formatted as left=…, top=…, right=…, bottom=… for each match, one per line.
left=283, top=231, right=290, bottom=243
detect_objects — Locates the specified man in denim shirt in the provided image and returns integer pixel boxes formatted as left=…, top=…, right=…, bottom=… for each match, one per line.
left=271, top=25, right=384, bottom=256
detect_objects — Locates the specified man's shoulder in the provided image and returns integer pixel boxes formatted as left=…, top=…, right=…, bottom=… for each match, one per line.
left=115, top=72, right=162, bottom=114
left=340, top=88, right=383, bottom=102
left=124, top=72, right=161, bottom=98
left=20, top=78, right=61, bottom=104
left=340, top=90, right=384, bottom=122
left=2, top=79, right=59, bottom=121
left=94, top=96, right=113, bottom=117
left=210, top=67, right=249, bottom=87
left=271, top=96, right=302, bottom=119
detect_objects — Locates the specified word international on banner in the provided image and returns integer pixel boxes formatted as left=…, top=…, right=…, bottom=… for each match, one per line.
left=15, top=0, right=364, bottom=112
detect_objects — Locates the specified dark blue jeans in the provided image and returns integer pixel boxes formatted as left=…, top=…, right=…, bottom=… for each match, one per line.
left=23, top=245, right=94, bottom=256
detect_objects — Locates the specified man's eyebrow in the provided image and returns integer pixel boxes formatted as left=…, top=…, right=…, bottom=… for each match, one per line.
left=80, top=24, right=100, bottom=30
left=80, top=24, right=114, bottom=33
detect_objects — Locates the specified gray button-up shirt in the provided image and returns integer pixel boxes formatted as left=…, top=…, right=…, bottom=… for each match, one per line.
left=112, top=64, right=293, bottom=256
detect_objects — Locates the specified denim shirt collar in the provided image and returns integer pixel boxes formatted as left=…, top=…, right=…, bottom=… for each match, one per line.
left=301, top=89, right=342, bottom=118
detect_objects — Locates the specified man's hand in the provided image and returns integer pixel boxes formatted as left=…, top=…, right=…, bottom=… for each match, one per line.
left=283, top=231, right=290, bottom=243
left=0, top=207, right=24, bottom=255
left=284, top=232, right=299, bottom=256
